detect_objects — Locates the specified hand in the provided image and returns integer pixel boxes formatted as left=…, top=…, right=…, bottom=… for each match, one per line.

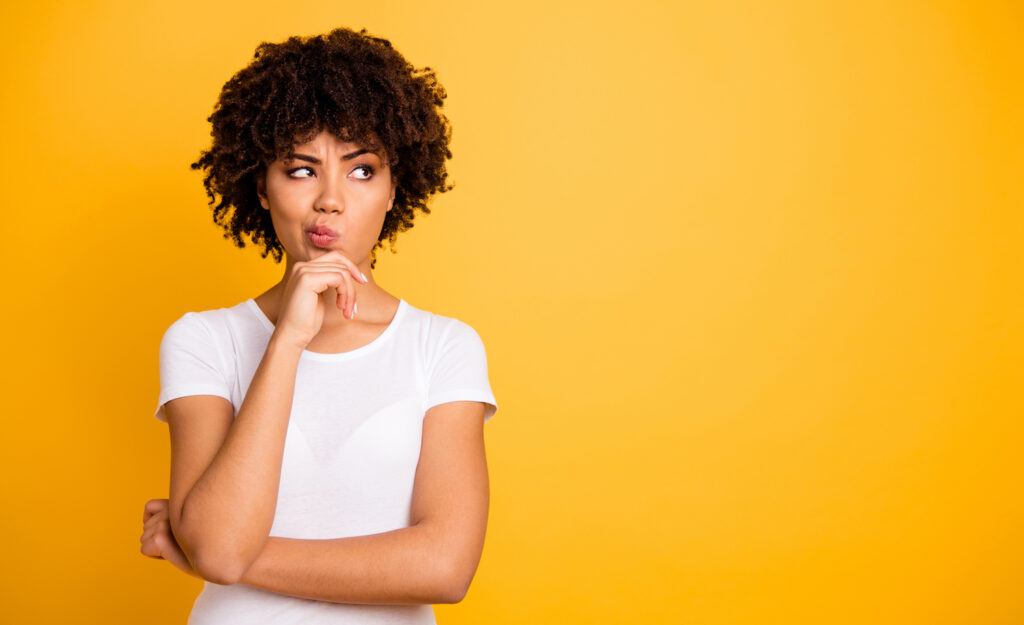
left=274, top=250, right=369, bottom=349
left=140, top=498, right=201, bottom=579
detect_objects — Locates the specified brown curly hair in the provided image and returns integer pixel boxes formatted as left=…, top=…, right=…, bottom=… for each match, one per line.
left=190, top=27, right=454, bottom=268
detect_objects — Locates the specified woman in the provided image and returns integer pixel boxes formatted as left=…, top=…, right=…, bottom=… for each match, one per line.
left=138, top=27, right=497, bottom=624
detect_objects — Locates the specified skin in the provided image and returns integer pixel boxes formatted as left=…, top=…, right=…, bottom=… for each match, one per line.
left=252, top=128, right=400, bottom=349
left=140, top=498, right=199, bottom=578
left=141, top=128, right=491, bottom=603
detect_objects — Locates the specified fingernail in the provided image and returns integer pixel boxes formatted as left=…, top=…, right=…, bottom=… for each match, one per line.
left=353, top=301, right=358, bottom=318
left=360, top=272, right=368, bottom=283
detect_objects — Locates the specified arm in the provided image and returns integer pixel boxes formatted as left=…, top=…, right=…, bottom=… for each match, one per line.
left=237, top=400, right=490, bottom=604
left=168, top=335, right=304, bottom=584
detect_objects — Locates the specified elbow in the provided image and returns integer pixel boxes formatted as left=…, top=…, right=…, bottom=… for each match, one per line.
left=192, top=551, right=246, bottom=586
left=437, top=585, right=469, bottom=605
left=172, top=515, right=248, bottom=586
left=436, top=575, right=471, bottom=605
left=188, top=534, right=256, bottom=586
left=434, top=558, right=477, bottom=605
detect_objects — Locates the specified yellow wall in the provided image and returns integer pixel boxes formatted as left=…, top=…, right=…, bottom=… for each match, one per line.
left=1, top=1, right=1020, bottom=623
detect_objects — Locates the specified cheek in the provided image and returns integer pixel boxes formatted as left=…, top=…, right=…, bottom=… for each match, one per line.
left=269, top=188, right=310, bottom=222
left=268, top=183, right=295, bottom=204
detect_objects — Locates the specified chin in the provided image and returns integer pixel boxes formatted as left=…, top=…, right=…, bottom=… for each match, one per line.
left=310, top=244, right=334, bottom=253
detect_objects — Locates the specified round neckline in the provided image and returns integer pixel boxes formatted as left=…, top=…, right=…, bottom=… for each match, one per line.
left=245, top=297, right=407, bottom=361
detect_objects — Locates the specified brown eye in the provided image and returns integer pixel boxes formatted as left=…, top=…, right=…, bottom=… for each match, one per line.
left=352, top=165, right=374, bottom=180
left=287, top=167, right=314, bottom=178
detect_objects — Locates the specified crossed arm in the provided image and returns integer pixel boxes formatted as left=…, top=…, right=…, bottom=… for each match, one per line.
left=236, top=399, right=490, bottom=605
left=151, top=394, right=489, bottom=605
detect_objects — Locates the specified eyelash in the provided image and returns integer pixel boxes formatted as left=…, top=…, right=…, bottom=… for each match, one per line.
left=287, top=165, right=375, bottom=180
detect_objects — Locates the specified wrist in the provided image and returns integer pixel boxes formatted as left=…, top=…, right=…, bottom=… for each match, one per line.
left=268, top=330, right=308, bottom=354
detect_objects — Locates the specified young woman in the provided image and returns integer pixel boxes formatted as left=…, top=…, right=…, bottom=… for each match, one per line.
left=138, top=27, right=497, bottom=624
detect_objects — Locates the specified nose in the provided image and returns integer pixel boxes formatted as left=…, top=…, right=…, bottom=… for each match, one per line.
left=315, top=176, right=345, bottom=214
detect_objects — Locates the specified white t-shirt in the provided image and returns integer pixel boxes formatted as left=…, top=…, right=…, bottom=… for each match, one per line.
left=154, top=297, right=497, bottom=625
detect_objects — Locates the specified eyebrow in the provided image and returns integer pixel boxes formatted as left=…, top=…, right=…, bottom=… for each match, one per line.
left=287, top=149, right=375, bottom=164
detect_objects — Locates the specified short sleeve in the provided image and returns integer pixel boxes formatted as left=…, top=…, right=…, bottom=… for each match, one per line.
left=425, top=319, right=498, bottom=422
left=153, top=312, right=232, bottom=423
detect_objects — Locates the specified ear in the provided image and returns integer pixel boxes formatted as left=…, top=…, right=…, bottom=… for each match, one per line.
left=387, top=185, right=395, bottom=212
left=256, top=170, right=269, bottom=210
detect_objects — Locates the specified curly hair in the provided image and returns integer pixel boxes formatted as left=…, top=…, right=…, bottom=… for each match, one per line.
left=190, top=27, right=454, bottom=268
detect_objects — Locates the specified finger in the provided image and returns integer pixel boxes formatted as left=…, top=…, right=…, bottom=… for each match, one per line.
left=299, top=262, right=352, bottom=272
left=141, top=518, right=165, bottom=541
left=299, top=267, right=355, bottom=318
left=141, top=543, right=166, bottom=560
left=142, top=517, right=170, bottom=543
left=318, top=251, right=368, bottom=284
left=299, top=266, right=354, bottom=295
left=329, top=270, right=348, bottom=316
left=339, top=271, right=349, bottom=317
left=298, top=264, right=359, bottom=289
left=311, top=268, right=353, bottom=316
left=143, top=510, right=167, bottom=532
left=143, top=498, right=168, bottom=522
left=347, top=274, right=356, bottom=319
left=154, top=534, right=190, bottom=564
left=297, top=269, right=342, bottom=309
left=144, top=506, right=167, bottom=524
left=335, top=270, right=353, bottom=319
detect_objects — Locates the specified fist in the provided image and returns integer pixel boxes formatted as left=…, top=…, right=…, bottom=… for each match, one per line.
left=140, top=498, right=200, bottom=579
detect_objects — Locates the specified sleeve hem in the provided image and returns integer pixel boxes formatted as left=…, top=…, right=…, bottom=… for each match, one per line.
left=154, top=386, right=234, bottom=423
left=424, top=390, right=498, bottom=423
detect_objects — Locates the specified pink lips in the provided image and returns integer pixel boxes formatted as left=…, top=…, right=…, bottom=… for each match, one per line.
left=306, top=225, right=339, bottom=247
left=307, top=225, right=338, bottom=237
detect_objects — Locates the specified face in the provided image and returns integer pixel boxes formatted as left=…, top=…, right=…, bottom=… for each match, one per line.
left=256, top=129, right=395, bottom=266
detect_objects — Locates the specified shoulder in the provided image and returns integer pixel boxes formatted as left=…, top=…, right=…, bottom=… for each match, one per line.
left=162, top=309, right=218, bottom=339
left=409, top=302, right=498, bottom=421
left=402, top=301, right=488, bottom=351
left=159, top=300, right=249, bottom=347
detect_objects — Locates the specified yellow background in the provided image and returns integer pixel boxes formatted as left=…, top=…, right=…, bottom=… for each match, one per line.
left=1, top=1, right=1021, bottom=623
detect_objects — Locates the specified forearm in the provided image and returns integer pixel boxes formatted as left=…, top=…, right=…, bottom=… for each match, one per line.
left=179, top=334, right=303, bottom=580
left=237, top=524, right=460, bottom=605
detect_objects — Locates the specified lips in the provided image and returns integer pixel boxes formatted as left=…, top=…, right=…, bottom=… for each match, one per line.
left=307, top=225, right=338, bottom=237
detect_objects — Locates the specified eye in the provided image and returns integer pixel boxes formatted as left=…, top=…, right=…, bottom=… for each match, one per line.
left=352, top=165, right=375, bottom=180
left=287, top=166, right=315, bottom=178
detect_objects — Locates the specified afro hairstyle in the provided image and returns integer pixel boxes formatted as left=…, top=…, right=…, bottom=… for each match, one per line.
left=190, top=27, right=454, bottom=268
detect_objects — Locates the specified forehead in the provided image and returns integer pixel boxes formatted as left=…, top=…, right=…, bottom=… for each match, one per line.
left=284, top=128, right=387, bottom=162
left=297, top=127, right=380, bottom=148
